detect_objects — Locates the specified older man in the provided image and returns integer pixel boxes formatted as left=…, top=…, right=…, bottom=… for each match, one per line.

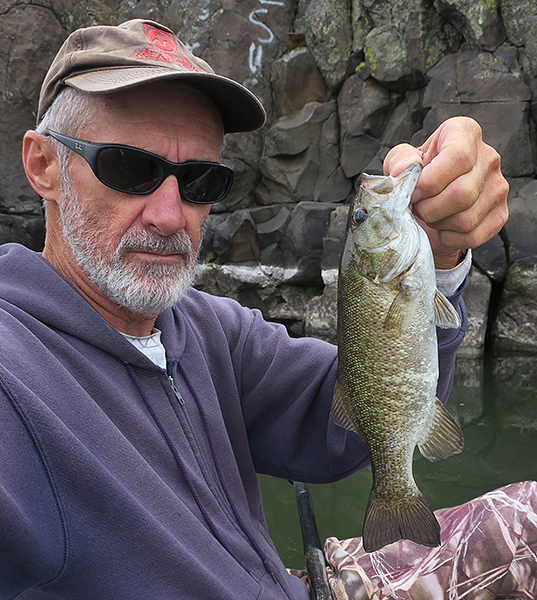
left=0, top=18, right=507, bottom=600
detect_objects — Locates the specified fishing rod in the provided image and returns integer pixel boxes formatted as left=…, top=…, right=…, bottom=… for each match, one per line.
left=293, top=481, right=333, bottom=600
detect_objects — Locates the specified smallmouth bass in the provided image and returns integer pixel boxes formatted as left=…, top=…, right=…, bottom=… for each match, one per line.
left=333, top=162, right=464, bottom=553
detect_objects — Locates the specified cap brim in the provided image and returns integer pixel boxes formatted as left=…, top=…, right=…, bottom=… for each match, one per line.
left=65, top=67, right=266, bottom=134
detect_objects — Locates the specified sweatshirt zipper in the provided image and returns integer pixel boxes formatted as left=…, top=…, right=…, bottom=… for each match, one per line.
left=167, top=371, right=247, bottom=558
left=168, top=375, right=185, bottom=405
left=126, top=363, right=249, bottom=573
left=166, top=370, right=258, bottom=544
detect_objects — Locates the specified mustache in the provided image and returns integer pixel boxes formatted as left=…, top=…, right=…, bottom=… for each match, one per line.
left=116, top=229, right=194, bottom=258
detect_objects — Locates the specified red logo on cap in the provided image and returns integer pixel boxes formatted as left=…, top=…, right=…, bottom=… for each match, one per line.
left=144, top=24, right=177, bottom=53
left=136, top=23, right=200, bottom=72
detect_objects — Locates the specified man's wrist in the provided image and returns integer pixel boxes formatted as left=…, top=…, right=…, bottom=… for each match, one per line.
left=434, top=249, right=467, bottom=270
left=435, top=249, right=472, bottom=297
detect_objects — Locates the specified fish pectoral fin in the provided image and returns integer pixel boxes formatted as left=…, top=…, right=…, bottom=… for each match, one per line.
left=330, top=382, right=364, bottom=438
left=418, top=398, right=464, bottom=462
left=362, top=491, right=440, bottom=553
left=434, top=289, right=461, bottom=329
left=384, top=288, right=419, bottom=332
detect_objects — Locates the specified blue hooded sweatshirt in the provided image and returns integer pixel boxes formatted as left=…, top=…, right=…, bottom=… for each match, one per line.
left=0, top=244, right=466, bottom=599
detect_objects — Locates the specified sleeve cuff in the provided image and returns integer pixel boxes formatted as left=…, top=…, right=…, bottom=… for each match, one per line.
left=435, top=249, right=472, bottom=297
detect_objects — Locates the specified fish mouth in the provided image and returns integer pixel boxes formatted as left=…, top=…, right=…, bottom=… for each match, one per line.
left=362, top=162, right=422, bottom=212
left=392, top=162, right=422, bottom=208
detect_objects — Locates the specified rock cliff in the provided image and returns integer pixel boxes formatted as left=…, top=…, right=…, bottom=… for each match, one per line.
left=1, top=0, right=535, bottom=354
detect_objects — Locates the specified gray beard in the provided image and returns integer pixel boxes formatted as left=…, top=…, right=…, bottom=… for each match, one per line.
left=59, top=171, right=199, bottom=316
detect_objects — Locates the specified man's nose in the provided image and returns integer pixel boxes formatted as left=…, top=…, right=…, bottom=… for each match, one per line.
left=140, top=175, right=187, bottom=236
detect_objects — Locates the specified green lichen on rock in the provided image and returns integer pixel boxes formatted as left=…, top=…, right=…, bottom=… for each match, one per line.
left=364, top=37, right=378, bottom=77
left=434, top=0, right=505, bottom=50
left=351, top=0, right=373, bottom=53
left=356, top=0, right=450, bottom=88
left=419, top=6, right=450, bottom=70
left=504, top=261, right=537, bottom=298
left=364, top=26, right=407, bottom=81
left=305, top=0, right=353, bottom=88
left=466, top=0, right=501, bottom=41
left=499, top=0, right=537, bottom=75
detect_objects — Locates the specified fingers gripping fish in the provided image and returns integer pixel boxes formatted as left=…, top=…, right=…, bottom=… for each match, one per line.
left=332, top=163, right=464, bottom=553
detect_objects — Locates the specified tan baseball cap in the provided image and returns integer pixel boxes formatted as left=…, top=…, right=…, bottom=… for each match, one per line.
left=37, top=19, right=266, bottom=133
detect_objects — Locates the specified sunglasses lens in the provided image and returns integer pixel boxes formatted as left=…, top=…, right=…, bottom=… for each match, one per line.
left=97, top=148, right=162, bottom=194
left=95, top=145, right=232, bottom=202
left=181, top=164, right=232, bottom=204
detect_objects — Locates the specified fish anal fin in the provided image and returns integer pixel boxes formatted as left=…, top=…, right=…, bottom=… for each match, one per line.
left=418, top=398, right=464, bottom=462
left=331, top=383, right=363, bottom=439
left=434, top=289, right=461, bottom=329
left=362, top=492, right=441, bottom=553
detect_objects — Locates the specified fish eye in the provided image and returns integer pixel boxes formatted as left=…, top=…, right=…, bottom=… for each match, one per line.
left=353, top=207, right=368, bottom=226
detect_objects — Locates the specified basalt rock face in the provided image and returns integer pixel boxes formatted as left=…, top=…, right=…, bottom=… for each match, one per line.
left=1, top=0, right=536, bottom=353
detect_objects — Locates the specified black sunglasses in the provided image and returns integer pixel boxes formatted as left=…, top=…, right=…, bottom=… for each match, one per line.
left=46, top=130, right=234, bottom=204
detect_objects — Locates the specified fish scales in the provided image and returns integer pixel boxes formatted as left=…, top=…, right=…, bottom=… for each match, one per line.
left=332, top=163, right=464, bottom=553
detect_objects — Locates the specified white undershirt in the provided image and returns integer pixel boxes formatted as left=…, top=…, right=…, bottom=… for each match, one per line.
left=122, top=328, right=167, bottom=370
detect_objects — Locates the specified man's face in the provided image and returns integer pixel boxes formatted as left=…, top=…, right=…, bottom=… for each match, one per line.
left=56, top=83, right=223, bottom=318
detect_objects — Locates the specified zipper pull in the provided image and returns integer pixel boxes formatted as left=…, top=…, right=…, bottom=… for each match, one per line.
left=168, top=376, right=185, bottom=405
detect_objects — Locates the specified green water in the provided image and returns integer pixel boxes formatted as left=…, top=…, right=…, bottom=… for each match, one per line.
left=258, top=355, right=537, bottom=569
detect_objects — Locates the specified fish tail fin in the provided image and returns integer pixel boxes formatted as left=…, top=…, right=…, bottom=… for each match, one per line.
left=362, top=492, right=441, bottom=553
left=418, top=398, right=464, bottom=462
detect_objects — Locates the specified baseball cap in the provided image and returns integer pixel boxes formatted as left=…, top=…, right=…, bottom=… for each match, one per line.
left=37, top=19, right=266, bottom=133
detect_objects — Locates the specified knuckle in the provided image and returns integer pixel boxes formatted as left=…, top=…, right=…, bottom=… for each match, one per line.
left=452, top=178, right=479, bottom=209
left=453, top=149, right=475, bottom=175
left=479, top=139, right=505, bottom=179
left=437, top=229, right=465, bottom=251
left=499, top=177, right=510, bottom=203
left=490, top=146, right=502, bottom=169
left=462, top=116, right=483, bottom=143
left=498, top=203, right=509, bottom=228
left=453, top=212, right=477, bottom=234
left=484, top=145, right=502, bottom=175
left=464, top=229, right=487, bottom=249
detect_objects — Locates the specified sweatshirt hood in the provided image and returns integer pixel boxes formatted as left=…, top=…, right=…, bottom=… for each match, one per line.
left=0, top=244, right=186, bottom=367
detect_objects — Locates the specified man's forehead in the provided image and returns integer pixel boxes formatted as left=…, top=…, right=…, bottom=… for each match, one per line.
left=99, top=81, right=222, bottom=123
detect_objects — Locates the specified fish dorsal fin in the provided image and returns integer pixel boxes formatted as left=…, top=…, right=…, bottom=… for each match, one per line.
left=384, top=283, right=420, bottom=332
left=434, top=289, right=461, bottom=329
left=418, top=398, right=464, bottom=462
left=331, top=382, right=364, bottom=439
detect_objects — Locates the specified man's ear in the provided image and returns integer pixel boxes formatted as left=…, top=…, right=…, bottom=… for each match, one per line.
left=22, top=131, right=61, bottom=202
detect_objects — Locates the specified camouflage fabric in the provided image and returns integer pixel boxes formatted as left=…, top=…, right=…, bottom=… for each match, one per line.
left=324, top=481, right=537, bottom=599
